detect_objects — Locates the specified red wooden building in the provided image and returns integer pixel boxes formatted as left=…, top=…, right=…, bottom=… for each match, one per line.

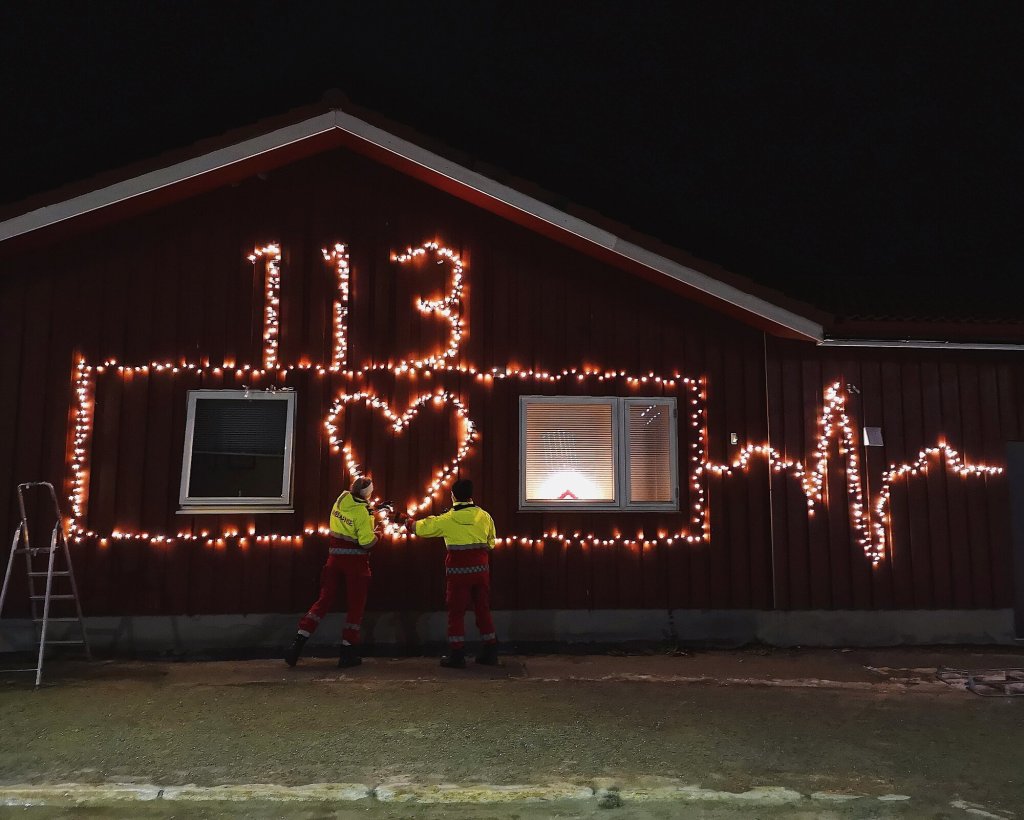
left=1, top=101, right=1022, bottom=652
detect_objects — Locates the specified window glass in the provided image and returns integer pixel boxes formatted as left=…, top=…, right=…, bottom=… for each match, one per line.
left=524, top=401, right=616, bottom=502
left=627, top=402, right=674, bottom=503
left=180, top=391, right=295, bottom=509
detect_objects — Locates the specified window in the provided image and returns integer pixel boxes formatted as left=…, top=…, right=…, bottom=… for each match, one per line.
left=519, top=396, right=678, bottom=510
left=179, top=389, right=297, bottom=512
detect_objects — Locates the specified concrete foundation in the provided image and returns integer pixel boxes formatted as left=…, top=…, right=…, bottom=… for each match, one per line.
left=0, top=608, right=1016, bottom=654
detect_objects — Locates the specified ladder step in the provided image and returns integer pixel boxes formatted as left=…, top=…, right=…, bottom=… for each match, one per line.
left=32, top=617, right=82, bottom=623
left=28, top=571, right=70, bottom=577
left=29, top=594, right=77, bottom=600
left=43, top=640, right=86, bottom=646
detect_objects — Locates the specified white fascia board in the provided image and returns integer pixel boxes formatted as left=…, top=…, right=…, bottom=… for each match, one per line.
left=0, top=113, right=337, bottom=244
left=611, top=238, right=824, bottom=340
left=330, top=111, right=825, bottom=342
left=821, top=338, right=1024, bottom=352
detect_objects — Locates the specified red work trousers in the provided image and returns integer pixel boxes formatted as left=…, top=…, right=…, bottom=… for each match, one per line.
left=446, top=566, right=496, bottom=650
left=297, top=553, right=370, bottom=644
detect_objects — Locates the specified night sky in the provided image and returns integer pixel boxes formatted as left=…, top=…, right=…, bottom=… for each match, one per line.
left=2, top=2, right=1020, bottom=319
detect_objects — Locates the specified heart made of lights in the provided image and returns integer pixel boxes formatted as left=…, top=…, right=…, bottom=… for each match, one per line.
left=325, top=389, right=477, bottom=537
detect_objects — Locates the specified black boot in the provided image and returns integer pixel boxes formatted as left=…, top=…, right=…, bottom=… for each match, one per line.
left=440, top=648, right=467, bottom=669
left=284, top=634, right=307, bottom=667
left=475, top=643, right=500, bottom=666
left=338, top=643, right=362, bottom=668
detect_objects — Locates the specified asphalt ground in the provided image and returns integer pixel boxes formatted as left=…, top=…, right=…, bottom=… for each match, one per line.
left=1, top=647, right=1022, bottom=818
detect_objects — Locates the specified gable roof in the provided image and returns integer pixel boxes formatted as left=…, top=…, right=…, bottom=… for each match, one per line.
left=0, top=98, right=1020, bottom=348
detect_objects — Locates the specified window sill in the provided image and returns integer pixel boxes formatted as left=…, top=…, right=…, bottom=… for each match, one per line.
left=177, top=507, right=295, bottom=515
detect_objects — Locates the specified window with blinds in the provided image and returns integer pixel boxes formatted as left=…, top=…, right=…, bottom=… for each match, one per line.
left=520, top=396, right=677, bottom=510
left=179, top=390, right=296, bottom=510
left=626, top=400, right=675, bottom=504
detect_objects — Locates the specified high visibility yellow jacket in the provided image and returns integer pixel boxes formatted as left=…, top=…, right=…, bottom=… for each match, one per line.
left=414, top=501, right=496, bottom=550
left=329, top=491, right=377, bottom=549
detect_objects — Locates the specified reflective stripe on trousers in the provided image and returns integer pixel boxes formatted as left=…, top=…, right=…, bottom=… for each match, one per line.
left=446, top=564, right=488, bottom=575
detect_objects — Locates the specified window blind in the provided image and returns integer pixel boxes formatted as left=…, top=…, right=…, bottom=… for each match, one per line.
left=627, top=402, right=674, bottom=503
left=524, top=401, right=615, bottom=501
left=184, top=396, right=292, bottom=502
left=192, top=399, right=288, bottom=457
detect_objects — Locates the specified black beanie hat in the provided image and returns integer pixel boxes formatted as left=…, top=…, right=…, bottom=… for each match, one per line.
left=452, top=479, right=473, bottom=501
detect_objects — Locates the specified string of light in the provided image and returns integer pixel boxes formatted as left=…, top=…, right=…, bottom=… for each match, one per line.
left=872, top=442, right=1003, bottom=563
left=64, top=361, right=693, bottom=545
left=66, top=359, right=1001, bottom=565
left=390, top=241, right=464, bottom=369
left=322, top=244, right=350, bottom=370
left=64, top=241, right=1004, bottom=566
left=247, top=244, right=281, bottom=369
left=704, top=383, right=879, bottom=564
left=325, top=389, right=477, bottom=537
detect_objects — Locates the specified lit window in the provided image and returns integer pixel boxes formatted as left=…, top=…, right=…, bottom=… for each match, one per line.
left=519, top=396, right=678, bottom=510
left=179, top=390, right=296, bottom=512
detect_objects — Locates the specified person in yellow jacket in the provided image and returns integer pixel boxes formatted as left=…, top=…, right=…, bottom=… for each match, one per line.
left=407, top=478, right=499, bottom=668
left=286, top=476, right=377, bottom=668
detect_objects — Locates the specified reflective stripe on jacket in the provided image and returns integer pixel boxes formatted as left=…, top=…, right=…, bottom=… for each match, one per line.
left=329, top=491, right=377, bottom=548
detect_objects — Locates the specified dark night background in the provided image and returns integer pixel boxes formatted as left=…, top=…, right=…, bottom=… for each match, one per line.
left=1, top=2, right=1020, bottom=320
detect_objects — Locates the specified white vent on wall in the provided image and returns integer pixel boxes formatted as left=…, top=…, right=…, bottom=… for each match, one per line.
left=863, top=426, right=884, bottom=447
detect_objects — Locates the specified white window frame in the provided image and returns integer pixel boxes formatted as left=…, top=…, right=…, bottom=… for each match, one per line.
left=518, top=395, right=679, bottom=512
left=178, top=389, right=297, bottom=514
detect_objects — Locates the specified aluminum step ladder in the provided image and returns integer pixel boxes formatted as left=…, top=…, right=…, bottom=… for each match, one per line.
left=0, top=482, right=91, bottom=686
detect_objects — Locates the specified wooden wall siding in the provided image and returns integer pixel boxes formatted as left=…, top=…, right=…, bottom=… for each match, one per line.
left=0, top=147, right=1019, bottom=618
left=765, top=340, right=1023, bottom=611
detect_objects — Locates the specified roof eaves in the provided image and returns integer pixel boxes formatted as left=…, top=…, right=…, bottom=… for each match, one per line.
left=327, top=110, right=825, bottom=342
left=0, top=104, right=824, bottom=342
left=0, top=112, right=338, bottom=245
left=821, top=337, right=1024, bottom=352
left=829, top=312, right=1024, bottom=342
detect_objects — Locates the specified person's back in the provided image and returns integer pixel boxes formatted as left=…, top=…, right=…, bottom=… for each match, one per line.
left=330, top=490, right=377, bottom=549
left=410, top=479, right=499, bottom=668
